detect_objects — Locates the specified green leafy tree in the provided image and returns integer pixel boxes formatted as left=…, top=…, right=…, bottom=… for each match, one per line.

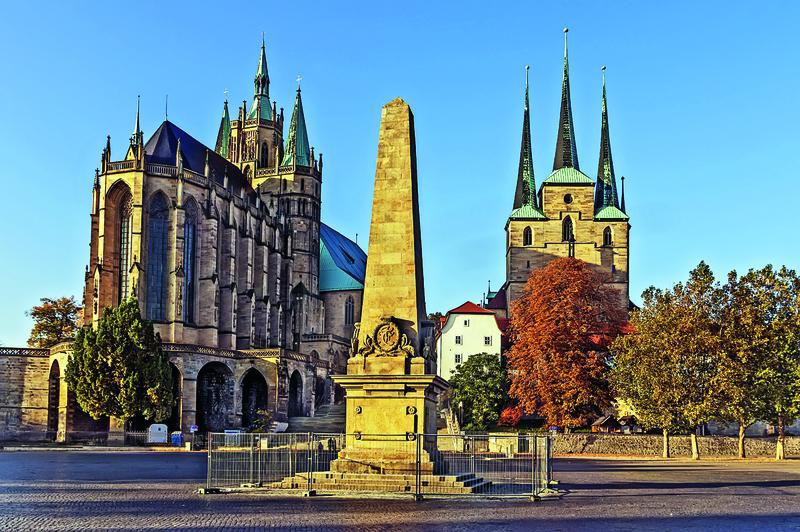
left=713, top=269, right=772, bottom=458
left=65, top=299, right=173, bottom=422
left=449, top=352, right=508, bottom=431
left=611, top=262, right=721, bottom=459
left=745, top=266, right=800, bottom=460
left=27, top=296, right=81, bottom=348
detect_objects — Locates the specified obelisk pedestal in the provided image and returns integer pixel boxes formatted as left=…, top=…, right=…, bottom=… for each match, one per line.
left=330, top=98, right=448, bottom=474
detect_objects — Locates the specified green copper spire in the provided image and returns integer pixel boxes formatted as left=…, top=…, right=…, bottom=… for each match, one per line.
left=248, top=35, right=272, bottom=121
left=553, top=28, right=579, bottom=172
left=594, top=66, right=620, bottom=212
left=281, top=86, right=311, bottom=167
left=215, top=99, right=231, bottom=158
left=513, top=66, right=538, bottom=210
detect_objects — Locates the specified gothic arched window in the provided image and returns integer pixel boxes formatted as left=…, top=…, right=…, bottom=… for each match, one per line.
left=261, top=142, right=269, bottom=167
left=118, top=198, right=133, bottom=303
left=562, top=216, right=574, bottom=242
left=523, top=226, right=532, bottom=246
left=344, top=296, right=355, bottom=326
left=603, top=226, right=613, bottom=247
left=183, top=199, right=199, bottom=324
left=146, top=194, right=169, bottom=321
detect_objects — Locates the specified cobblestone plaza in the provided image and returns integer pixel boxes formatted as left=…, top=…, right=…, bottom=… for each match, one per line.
left=1, top=451, right=799, bottom=530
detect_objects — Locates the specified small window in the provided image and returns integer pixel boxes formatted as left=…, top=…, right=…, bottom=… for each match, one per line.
left=603, top=226, right=612, bottom=247
left=523, top=226, right=532, bottom=246
left=484, top=336, right=492, bottom=346
left=454, top=354, right=462, bottom=364
left=526, top=260, right=530, bottom=268
left=455, top=335, right=462, bottom=345
left=464, top=319, right=470, bottom=327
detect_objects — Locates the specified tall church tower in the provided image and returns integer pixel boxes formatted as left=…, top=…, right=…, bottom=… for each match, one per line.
left=499, top=29, right=630, bottom=316
left=215, top=39, right=324, bottom=351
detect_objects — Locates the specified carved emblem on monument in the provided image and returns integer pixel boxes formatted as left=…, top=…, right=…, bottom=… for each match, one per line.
left=357, top=317, right=417, bottom=358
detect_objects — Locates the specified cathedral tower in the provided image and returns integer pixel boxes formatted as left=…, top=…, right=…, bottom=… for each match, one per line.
left=496, top=29, right=630, bottom=317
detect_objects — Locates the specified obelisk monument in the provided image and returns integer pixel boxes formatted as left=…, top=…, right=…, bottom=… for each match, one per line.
left=331, top=98, right=447, bottom=474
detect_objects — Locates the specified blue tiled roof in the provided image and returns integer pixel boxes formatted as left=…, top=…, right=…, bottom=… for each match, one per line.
left=145, top=120, right=248, bottom=194
left=319, top=223, right=366, bottom=292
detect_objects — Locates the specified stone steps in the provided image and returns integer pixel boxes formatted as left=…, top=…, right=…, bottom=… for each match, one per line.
left=270, top=471, right=493, bottom=494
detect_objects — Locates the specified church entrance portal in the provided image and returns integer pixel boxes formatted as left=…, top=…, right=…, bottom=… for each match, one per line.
left=196, top=362, right=234, bottom=432
left=288, top=370, right=303, bottom=417
left=241, top=369, right=268, bottom=429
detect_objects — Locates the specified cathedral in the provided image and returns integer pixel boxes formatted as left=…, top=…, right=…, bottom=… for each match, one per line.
left=0, top=40, right=366, bottom=438
left=485, top=31, right=631, bottom=317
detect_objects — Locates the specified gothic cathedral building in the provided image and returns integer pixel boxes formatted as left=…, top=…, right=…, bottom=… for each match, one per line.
left=0, top=40, right=367, bottom=439
left=486, top=32, right=631, bottom=318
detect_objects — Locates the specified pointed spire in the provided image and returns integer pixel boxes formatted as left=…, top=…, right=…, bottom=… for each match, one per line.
left=248, top=35, right=272, bottom=121
left=594, top=66, right=620, bottom=212
left=215, top=99, right=231, bottom=158
left=281, top=87, right=311, bottom=167
left=131, top=95, right=143, bottom=146
left=513, top=65, right=538, bottom=210
left=553, top=28, right=579, bottom=171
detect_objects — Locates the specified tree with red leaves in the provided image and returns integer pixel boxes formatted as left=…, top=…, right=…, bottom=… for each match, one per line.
left=507, top=257, right=626, bottom=431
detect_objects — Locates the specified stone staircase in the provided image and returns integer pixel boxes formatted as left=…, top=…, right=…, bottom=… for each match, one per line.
left=270, top=471, right=492, bottom=494
left=286, top=403, right=346, bottom=433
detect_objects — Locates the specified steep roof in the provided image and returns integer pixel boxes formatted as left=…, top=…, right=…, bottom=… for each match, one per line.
left=145, top=120, right=248, bottom=194
left=281, top=88, right=311, bottom=166
left=447, top=301, right=495, bottom=315
left=553, top=29, right=580, bottom=172
left=594, top=205, right=629, bottom=221
left=319, top=223, right=367, bottom=292
left=513, top=66, right=537, bottom=211
left=594, top=68, right=621, bottom=214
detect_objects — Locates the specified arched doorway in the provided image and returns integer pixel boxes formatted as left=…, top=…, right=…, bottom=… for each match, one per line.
left=196, top=362, right=234, bottom=432
left=165, top=363, right=182, bottom=432
left=288, top=370, right=304, bottom=417
left=241, top=369, right=269, bottom=430
left=47, top=361, right=61, bottom=438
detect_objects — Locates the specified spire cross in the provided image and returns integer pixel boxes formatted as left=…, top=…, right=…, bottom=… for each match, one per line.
left=296, top=75, right=302, bottom=89
left=563, top=27, right=569, bottom=58
left=224, top=88, right=229, bottom=102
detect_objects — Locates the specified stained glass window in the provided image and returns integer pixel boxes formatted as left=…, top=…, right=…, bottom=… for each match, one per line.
left=183, top=200, right=198, bottom=324
left=146, top=194, right=169, bottom=321
left=118, top=200, right=132, bottom=304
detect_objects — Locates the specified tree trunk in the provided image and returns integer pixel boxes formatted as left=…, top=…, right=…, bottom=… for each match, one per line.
left=738, top=422, right=747, bottom=459
left=776, top=416, right=786, bottom=460
left=662, top=428, right=670, bottom=458
left=690, top=431, right=700, bottom=460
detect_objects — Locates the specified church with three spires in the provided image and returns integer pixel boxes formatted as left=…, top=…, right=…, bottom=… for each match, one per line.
left=485, top=29, right=631, bottom=317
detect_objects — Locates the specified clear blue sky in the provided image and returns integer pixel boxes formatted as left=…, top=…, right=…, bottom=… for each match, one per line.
left=1, top=1, right=798, bottom=346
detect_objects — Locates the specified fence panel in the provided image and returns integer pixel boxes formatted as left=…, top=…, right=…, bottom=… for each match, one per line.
left=206, top=432, right=553, bottom=498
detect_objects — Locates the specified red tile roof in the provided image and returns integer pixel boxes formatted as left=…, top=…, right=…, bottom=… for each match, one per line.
left=447, top=301, right=495, bottom=315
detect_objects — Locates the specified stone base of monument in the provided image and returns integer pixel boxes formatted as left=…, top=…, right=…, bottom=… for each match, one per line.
left=271, top=471, right=492, bottom=494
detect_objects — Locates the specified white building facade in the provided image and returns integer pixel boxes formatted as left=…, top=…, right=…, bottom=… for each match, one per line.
left=436, top=302, right=503, bottom=379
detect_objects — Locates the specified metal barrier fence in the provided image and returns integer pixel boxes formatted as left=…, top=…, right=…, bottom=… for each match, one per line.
left=207, top=432, right=553, bottom=499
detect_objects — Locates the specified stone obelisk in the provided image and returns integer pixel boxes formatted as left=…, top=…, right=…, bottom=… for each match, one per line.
left=331, top=98, right=447, bottom=474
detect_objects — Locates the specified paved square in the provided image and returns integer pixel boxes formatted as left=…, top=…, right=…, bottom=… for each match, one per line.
left=1, top=451, right=799, bottom=530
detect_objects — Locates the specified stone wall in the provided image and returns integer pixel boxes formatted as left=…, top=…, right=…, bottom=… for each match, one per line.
left=0, top=350, right=50, bottom=431
left=552, top=433, right=800, bottom=458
